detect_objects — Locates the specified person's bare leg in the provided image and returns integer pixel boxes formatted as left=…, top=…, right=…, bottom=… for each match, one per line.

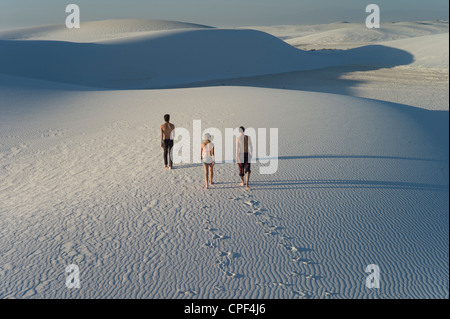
left=204, top=165, right=209, bottom=189
left=209, top=165, right=214, bottom=185
left=240, top=176, right=245, bottom=186
left=246, top=172, right=251, bottom=190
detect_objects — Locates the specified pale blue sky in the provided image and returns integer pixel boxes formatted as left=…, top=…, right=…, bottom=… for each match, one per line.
left=0, top=0, right=448, bottom=29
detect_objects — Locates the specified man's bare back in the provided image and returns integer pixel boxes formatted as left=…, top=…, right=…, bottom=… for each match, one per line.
left=160, top=122, right=175, bottom=141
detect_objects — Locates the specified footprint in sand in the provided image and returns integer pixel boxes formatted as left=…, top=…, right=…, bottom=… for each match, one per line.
left=265, top=225, right=284, bottom=235
left=218, top=251, right=228, bottom=258
left=177, top=289, right=198, bottom=297
left=263, top=229, right=278, bottom=236
left=289, top=271, right=322, bottom=281
left=225, top=271, right=243, bottom=279
left=219, top=251, right=241, bottom=260
left=291, top=270, right=321, bottom=280
left=279, top=242, right=313, bottom=254
left=292, top=290, right=312, bottom=298
left=305, top=274, right=322, bottom=281
left=216, top=251, right=240, bottom=266
left=280, top=234, right=293, bottom=240
left=243, top=200, right=259, bottom=209
left=246, top=210, right=262, bottom=216
left=240, top=195, right=323, bottom=296
left=292, top=257, right=315, bottom=265
left=289, top=246, right=298, bottom=253
left=212, top=234, right=229, bottom=240
left=268, top=225, right=283, bottom=230
left=230, top=194, right=253, bottom=201
left=213, top=285, right=225, bottom=292
left=216, top=258, right=230, bottom=269
left=199, top=215, right=242, bottom=281
left=203, top=241, right=216, bottom=249
left=203, top=226, right=217, bottom=232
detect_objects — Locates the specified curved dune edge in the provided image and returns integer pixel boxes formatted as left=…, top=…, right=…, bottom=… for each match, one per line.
left=0, top=27, right=415, bottom=89
left=0, top=19, right=214, bottom=42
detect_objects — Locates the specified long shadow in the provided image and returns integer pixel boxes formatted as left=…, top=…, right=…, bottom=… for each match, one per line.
left=167, top=173, right=449, bottom=191
left=273, top=155, right=446, bottom=163
left=173, top=154, right=447, bottom=170
left=0, top=37, right=414, bottom=93
left=171, top=163, right=203, bottom=169
left=251, top=179, right=449, bottom=192
left=385, top=104, right=449, bottom=158
left=185, top=65, right=371, bottom=95
left=181, top=45, right=415, bottom=95
left=172, top=154, right=449, bottom=192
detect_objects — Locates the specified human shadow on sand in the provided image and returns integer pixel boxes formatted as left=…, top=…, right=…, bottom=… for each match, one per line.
left=252, top=153, right=449, bottom=191
left=272, top=154, right=446, bottom=163
left=251, top=179, right=449, bottom=192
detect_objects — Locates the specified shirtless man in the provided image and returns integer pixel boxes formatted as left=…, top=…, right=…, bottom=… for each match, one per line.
left=236, top=126, right=252, bottom=190
left=160, top=114, right=175, bottom=169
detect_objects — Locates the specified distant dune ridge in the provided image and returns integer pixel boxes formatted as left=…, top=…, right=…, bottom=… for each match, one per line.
left=377, top=33, right=449, bottom=69
left=0, top=20, right=448, bottom=299
left=245, top=20, right=449, bottom=49
left=0, top=19, right=214, bottom=42
left=0, top=28, right=332, bottom=89
left=2, top=19, right=447, bottom=89
left=0, top=19, right=448, bottom=89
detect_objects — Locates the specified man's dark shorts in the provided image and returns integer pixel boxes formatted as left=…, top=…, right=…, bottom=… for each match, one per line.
left=163, top=139, right=174, bottom=167
left=238, top=153, right=251, bottom=176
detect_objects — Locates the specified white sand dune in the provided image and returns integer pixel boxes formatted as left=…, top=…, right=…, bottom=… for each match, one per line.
left=0, top=73, right=448, bottom=299
left=223, top=22, right=449, bottom=111
left=0, top=20, right=448, bottom=299
left=0, top=28, right=333, bottom=89
left=0, top=19, right=213, bottom=42
left=193, top=32, right=449, bottom=111
left=0, top=28, right=419, bottom=89
left=244, top=21, right=449, bottom=70
left=378, top=33, right=449, bottom=69
left=246, top=20, right=449, bottom=50
left=0, top=20, right=445, bottom=91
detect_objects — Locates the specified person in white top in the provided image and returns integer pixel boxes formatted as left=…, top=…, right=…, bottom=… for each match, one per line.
left=236, top=126, right=252, bottom=190
left=201, top=133, right=215, bottom=189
